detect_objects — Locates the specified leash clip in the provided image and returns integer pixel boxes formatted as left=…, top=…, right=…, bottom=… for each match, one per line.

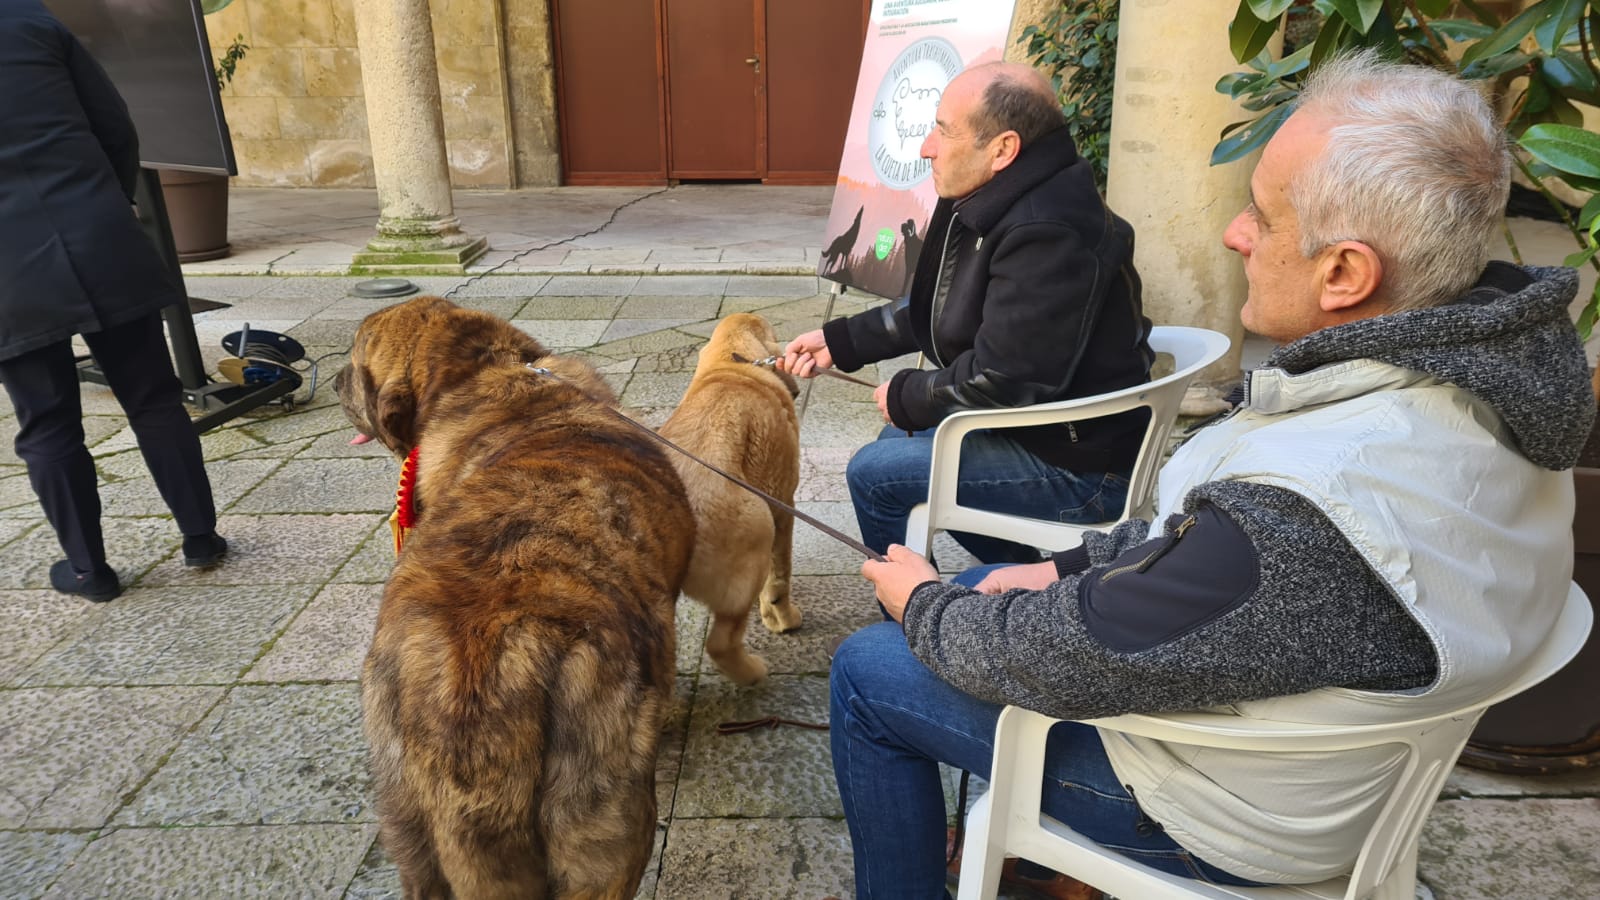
left=524, top=364, right=552, bottom=376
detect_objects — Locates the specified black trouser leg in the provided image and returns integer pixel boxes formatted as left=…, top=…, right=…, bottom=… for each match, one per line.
left=0, top=339, right=105, bottom=570
left=82, top=314, right=216, bottom=537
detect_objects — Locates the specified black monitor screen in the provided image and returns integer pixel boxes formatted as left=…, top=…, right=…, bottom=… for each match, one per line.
left=43, top=0, right=235, bottom=174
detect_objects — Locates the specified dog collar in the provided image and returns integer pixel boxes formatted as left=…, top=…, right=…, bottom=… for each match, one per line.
left=389, top=446, right=420, bottom=553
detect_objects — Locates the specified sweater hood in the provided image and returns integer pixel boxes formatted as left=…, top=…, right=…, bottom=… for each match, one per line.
left=1262, top=262, right=1594, bottom=471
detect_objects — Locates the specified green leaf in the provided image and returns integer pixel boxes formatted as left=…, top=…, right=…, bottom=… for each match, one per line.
left=1535, top=0, right=1587, bottom=53
left=1310, top=15, right=1351, bottom=67
left=201, top=0, right=234, bottom=12
left=1576, top=290, right=1599, bottom=340
left=1521, top=123, right=1600, bottom=179
left=1247, top=0, right=1297, bottom=20
left=1460, top=50, right=1535, bottom=81
left=1459, top=0, right=1554, bottom=65
left=1550, top=92, right=1586, bottom=127
left=1565, top=245, right=1598, bottom=268
left=1579, top=193, right=1600, bottom=229
left=1425, top=19, right=1494, bottom=42
left=1540, top=52, right=1600, bottom=101
left=1326, top=0, right=1383, bottom=34
left=1416, top=0, right=1454, bottom=15
left=1230, top=0, right=1282, bottom=62
left=1211, top=104, right=1294, bottom=166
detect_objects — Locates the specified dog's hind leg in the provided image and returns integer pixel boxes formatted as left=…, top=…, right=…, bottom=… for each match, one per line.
left=758, top=508, right=801, bottom=634
left=703, top=560, right=769, bottom=684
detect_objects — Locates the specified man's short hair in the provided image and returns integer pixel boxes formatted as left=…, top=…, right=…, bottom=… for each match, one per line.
left=1291, top=51, right=1511, bottom=311
left=969, top=69, right=1066, bottom=149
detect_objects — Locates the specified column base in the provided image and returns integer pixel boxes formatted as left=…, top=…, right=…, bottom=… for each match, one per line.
left=350, top=234, right=489, bottom=276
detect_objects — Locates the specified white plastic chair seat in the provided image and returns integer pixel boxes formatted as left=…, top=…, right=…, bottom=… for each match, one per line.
left=955, top=583, right=1593, bottom=900
left=903, top=325, right=1232, bottom=557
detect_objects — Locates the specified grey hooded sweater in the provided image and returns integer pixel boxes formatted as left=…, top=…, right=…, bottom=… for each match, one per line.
left=901, top=262, right=1594, bottom=722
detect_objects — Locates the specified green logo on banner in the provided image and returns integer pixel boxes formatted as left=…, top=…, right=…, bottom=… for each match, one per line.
left=874, top=227, right=895, bottom=260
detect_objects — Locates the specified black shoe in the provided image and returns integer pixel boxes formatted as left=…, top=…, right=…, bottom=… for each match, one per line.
left=182, top=532, right=228, bottom=568
left=49, top=560, right=122, bottom=603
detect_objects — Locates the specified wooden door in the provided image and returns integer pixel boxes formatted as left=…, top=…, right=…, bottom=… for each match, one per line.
left=663, top=0, right=764, bottom=179
left=551, top=0, right=668, bottom=184
left=765, top=0, right=867, bottom=183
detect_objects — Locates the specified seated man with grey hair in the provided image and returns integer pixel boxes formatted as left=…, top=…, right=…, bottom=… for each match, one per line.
left=828, top=51, right=1593, bottom=897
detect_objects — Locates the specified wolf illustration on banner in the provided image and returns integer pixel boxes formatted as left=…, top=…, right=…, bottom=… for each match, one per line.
left=816, top=0, right=1018, bottom=301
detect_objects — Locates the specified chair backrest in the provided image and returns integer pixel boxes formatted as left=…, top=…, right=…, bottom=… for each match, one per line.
left=906, top=325, right=1232, bottom=556
left=964, top=583, right=1592, bottom=900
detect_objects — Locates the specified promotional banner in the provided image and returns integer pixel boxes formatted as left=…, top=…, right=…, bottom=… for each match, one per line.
left=818, top=0, right=1017, bottom=300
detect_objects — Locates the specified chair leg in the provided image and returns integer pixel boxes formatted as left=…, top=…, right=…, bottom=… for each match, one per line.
left=1368, top=846, right=1421, bottom=900
left=955, top=794, right=1007, bottom=900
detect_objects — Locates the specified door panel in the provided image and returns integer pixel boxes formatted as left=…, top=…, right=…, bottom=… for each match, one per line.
left=664, top=0, right=762, bottom=178
left=765, top=0, right=867, bottom=183
left=552, top=0, right=667, bottom=183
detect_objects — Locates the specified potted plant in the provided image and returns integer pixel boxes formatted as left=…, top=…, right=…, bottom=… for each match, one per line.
left=1213, top=0, right=1600, bottom=773
left=160, top=2, right=247, bottom=262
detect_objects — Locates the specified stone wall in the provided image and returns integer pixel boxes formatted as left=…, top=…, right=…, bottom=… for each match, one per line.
left=204, top=0, right=547, bottom=187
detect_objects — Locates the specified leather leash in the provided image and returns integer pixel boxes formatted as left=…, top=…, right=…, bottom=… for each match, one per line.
left=732, top=352, right=881, bottom=389
left=524, top=365, right=886, bottom=562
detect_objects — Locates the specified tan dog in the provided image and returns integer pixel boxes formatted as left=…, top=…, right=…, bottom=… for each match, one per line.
left=334, top=296, right=695, bottom=899
left=659, top=313, right=802, bottom=685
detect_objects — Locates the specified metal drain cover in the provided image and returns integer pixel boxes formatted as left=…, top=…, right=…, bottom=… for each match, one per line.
left=350, top=278, right=419, bottom=298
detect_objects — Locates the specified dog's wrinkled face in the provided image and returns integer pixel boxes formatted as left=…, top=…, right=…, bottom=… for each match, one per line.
left=704, top=313, right=799, bottom=397
left=335, top=296, right=554, bottom=457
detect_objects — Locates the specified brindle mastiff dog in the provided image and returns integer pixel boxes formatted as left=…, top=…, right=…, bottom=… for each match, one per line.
left=335, top=296, right=694, bottom=899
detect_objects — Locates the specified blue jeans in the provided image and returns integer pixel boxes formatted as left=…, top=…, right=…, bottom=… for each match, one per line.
left=829, top=622, right=1260, bottom=899
left=846, top=425, right=1129, bottom=564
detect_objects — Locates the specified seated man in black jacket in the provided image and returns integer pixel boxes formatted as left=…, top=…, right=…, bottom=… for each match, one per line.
left=782, top=62, right=1152, bottom=564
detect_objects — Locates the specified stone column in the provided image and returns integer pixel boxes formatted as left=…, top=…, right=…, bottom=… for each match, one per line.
left=350, top=0, right=487, bottom=274
left=1106, top=0, right=1275, bottom=402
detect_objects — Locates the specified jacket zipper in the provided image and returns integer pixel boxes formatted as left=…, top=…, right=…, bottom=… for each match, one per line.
left=928, top=212, right=961, bottom=367
left=1099, top=514, right=1197, bottom=583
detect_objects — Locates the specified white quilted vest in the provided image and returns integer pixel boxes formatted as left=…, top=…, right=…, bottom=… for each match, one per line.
left=1099, top=359, right=1573, bottom=882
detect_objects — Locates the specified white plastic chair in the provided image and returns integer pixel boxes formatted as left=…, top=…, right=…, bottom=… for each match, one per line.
left=955, top=582, right=1593, bottom=900
left=903, top=325, right=1232, bottom=558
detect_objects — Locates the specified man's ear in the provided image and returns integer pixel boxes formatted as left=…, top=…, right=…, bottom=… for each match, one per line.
left=1318, top=240, right=1383, bottom=313
left=989, top=130, right=1022, bottom=172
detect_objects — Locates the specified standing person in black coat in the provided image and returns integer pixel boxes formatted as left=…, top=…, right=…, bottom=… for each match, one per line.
left=0, top=1, right=227, bottom=602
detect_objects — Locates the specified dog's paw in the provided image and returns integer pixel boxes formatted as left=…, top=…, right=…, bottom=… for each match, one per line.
left=718, top=653, right=769, bottom=686
left=759, top=597, right=802, bottom=634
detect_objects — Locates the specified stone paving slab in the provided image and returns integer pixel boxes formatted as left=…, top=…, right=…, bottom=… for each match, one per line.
left=674, top=675, right=835, bottom=819
left=250, top=583, right=384, bottom=683
left=0, top=831, right=90, bottom=899
left=653, top=818, right=853, bottom=900
left=0, top=686, right=224, bottom=828
left=1, top=516, right=182, bottom=591
left=0, top=590, right=103, bottom=687
left=134, top=514, right=372, bottom=588
left=115, top=684, right=370, bottom=827
left=18, top=585, right=311, bottom=687
left=1419, top=798, right=1600, bottom=900
left=231, top=457, right=395, bottom=515
left=38, top=824, right=376, bottom=899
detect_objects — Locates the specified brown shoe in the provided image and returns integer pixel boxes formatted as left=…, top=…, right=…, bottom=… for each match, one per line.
left=946, top=827, right=1105, bottom=900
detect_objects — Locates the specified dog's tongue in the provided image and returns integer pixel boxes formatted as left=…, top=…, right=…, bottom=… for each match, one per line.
left=349, top=433, right=373, bottom=446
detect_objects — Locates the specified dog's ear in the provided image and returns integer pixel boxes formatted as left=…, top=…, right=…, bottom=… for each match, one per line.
left=376, top=382, right=418, bottom=450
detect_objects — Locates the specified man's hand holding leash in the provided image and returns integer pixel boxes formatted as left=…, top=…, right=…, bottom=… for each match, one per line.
left=861, top=544, right=940, bottom=623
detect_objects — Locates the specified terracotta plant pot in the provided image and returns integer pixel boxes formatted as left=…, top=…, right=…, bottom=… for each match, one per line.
left=157, top=169, right=231, bottom=262
left=1459, top=466, right=1600, bottom=774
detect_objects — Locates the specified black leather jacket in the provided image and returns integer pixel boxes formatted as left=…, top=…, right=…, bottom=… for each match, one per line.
left=822, top=126, right=1152, bottom=471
